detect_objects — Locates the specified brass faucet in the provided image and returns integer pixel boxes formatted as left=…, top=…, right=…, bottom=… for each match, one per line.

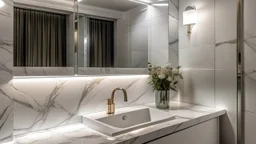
left=107, top=88, right=128, bottom=115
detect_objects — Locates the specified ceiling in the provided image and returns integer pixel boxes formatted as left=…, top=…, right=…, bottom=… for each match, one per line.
left=79, top=0, right=143, bottom=12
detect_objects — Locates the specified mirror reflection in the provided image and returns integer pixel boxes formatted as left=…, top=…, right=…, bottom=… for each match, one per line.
left=14, top=1, right=75, bottom=67
left=78, top=0, right=169, bottom=68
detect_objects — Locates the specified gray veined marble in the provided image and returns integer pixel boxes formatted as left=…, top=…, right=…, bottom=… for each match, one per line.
left=0, top=39, right=13, bottom=54
left=169, top=40, right=179, bottom=56
left=0, top=83, right=14, bottom=143
left=0, top=103, right=13, bottom=143
left=0, top=40, right=13, bottom=75
left=170, top=0, right=178, bottom=10
left=169, top=0, right=179, bottom=20
left=244, top=40, right=256, bottom=53
left=244, top=70, right=256, bottom=83
left=169, top=0, right=178, bottom=68
left=11, top=80, right=82, bottom=135
left=0, top=0, right=13, bottom=142
left=244, top=35, right=256, bottom=70
left=0, top=10, right=10, bottom=17
left=215, top=39, right=237, bottom=47
left=0, top=0, right=12, bottom=18
left=11, top=76, right=153, bottom=136
left=12, top=101, right=226, bottom=144
left=0, top=39, right=13, bottom=83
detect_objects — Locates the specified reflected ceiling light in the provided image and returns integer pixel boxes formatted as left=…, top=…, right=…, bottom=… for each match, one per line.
left=183, top=6, right=197, bottom=36
left=0, top=0, right=5, bottom=7
left=139, top=0, right=151, bottom=3
left=77, top=0, right=83, bottom=2
left=130, top=0, right=150, bottom=6
left=152, top=3, right=168, bottom=6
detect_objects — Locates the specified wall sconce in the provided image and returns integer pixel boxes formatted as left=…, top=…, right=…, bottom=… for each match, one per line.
left=183, top=6, right=197, bottom=36
left=0, top=0, right=5, bottom=8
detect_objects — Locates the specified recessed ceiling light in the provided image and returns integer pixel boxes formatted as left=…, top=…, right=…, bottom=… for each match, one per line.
left=152, top=3, right=168, bottom=6
left=139, top=0, right=151, bottom=3
left=130, top=0, right=150, bottom=5
left=78, top=0, right=82, bottom=2
left=0, top=0, right=5, bottom=8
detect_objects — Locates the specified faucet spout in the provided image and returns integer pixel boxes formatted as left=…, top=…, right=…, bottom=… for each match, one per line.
left=111, top=88, right=128, bottom=102
left=107, top=88, right=128, bottom=115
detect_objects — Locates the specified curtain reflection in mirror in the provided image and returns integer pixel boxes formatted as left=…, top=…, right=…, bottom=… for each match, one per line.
left=88, top=18, right=114, bottom=67
left=14, top=7, right=67, bottom=67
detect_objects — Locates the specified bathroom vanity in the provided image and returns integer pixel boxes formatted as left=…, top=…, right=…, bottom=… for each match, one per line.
left=14, top=101, right=225, bottom=144
left=147, top=118, right=219, bottom=144
left=0, top=0, right=239, bottom=143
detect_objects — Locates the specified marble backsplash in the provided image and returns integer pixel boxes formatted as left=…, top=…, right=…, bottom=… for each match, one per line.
left=0, top=0, right=14, bottom=142
left=9, top=76, right=153, bottom=135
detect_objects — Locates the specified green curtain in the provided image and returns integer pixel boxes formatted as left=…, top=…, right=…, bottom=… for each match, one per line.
left=88, top=18, right=114, bottom=67
left=14, top=7, right=67, bottom=67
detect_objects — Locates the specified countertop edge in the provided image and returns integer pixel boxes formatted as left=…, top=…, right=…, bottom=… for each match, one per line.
left=114, top=109, right=226, bottom=144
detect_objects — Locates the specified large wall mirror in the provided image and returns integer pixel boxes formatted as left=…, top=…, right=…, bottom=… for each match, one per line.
left=77, top=0, right=170, bottom=75
left=13, top=0, right=76, bottom=76
left=13, top=0, right=170, bottom=76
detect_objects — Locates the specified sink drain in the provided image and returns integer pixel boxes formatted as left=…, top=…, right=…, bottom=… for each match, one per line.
left=122, top=115, right=127, bottom=120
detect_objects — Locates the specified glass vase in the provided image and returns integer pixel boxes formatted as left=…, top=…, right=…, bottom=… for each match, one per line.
left=155, top=90, right=170, bottom=109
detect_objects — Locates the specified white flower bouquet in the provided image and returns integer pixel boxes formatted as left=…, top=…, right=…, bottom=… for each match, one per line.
left=148, top=63, right=183, bottom=92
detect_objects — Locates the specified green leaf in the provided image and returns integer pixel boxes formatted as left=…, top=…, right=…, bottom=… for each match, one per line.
left=169, top=87, right=177, bottom=92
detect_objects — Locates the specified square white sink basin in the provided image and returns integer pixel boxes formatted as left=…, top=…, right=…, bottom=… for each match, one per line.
left=83, top=107, right=175, bottom=136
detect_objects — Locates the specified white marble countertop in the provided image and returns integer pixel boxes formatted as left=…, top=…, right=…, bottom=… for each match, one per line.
left=13, top=101, right=226, bottom=144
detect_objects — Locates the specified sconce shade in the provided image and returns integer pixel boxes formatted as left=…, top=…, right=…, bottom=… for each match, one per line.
left=183, top=10, right=197, bottom=26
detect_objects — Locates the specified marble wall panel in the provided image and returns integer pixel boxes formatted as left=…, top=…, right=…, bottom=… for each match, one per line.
left=11, top=76, right=153, bottom=135
left=0, top=0, right=14, bottom=142
left=215, top=0, right=237, bottom=143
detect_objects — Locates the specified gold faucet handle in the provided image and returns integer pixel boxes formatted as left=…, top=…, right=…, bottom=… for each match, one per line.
left=107, top=98, right=115, bottom=115
left=107, top=98, right=113, bottom=105
left=107, top=98, right=114, bottom=105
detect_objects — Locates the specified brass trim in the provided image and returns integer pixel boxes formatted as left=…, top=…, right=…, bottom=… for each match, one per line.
left=111, top=88, right=128, bottom=102
left=187, top=25, right=192, bottom=36
left=184, top=6, right=196, bottom=37
left=107, top=98, right=115, bottom=115
left=106, top=88, right=128, bottom=115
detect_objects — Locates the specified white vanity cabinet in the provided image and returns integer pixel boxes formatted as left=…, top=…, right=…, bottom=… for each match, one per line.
left=147, top=118, right=219, bottom=144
